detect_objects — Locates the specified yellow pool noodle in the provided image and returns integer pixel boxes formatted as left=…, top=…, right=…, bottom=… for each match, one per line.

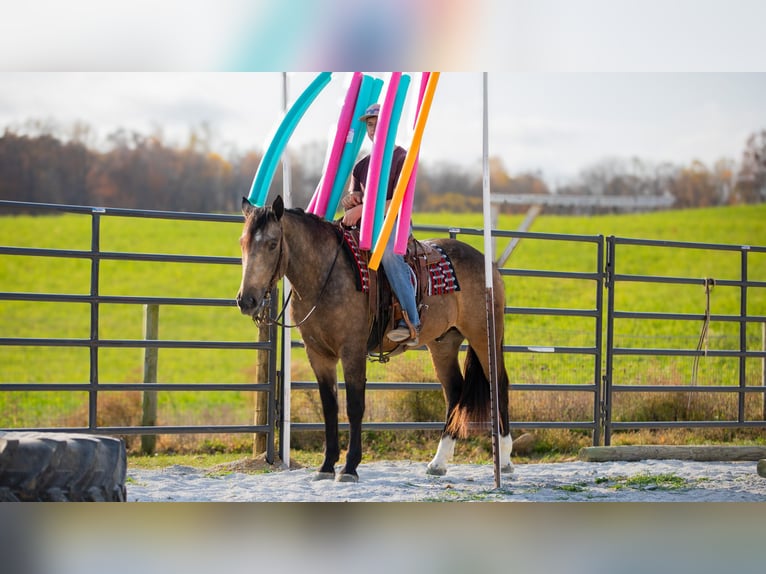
left=368, top=72, right=440, bottom=270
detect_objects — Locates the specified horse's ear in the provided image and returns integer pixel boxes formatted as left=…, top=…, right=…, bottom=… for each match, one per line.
left=272, top=195, right=284, bottom=220
left=242, top=197, right=255, bottom=217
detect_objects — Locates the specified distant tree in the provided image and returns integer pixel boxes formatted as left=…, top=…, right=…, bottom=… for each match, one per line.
left=669, top=160, right=718, bottom=208
left=734, top=129, right=766, bottom=203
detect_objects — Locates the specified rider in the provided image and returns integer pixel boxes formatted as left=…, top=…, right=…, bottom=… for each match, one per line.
left=341, top=103, right=421, bottom=346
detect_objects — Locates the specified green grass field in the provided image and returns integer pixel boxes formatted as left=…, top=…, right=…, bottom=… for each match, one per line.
left=1, top=204, right=765, bottom=453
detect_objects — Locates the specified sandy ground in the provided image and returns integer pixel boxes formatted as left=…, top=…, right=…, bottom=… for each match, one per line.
left=127, top=458, right=766, bottom=502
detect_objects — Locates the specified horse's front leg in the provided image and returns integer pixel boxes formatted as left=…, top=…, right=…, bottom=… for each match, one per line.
left=308, top=352, right=341, bottom=481
left=337, top=349, right=367, bottom=482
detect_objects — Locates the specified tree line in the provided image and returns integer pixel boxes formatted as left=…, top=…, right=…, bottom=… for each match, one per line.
left=1, top=123, right=764, bottom=215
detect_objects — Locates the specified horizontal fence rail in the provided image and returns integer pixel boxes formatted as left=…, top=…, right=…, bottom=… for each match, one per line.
left=289, top=225, right=606, bottom=444
left=0, top=200, right=278, bottom=461
left=604, top=235, right=766, bottom=444
left=2, top=199, right=765, bottom=458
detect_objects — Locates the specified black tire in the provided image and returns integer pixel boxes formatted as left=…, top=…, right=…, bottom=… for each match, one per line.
left=0, top=432, right=126, bottom=502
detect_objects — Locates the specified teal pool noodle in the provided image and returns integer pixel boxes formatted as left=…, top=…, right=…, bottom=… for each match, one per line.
left=372, top=74, right=410, bottom=244
left=325, top=76, right=384, bottom=218
left=248, top=72, right=332, bottom=206
left=323, top=75, right=372, bottom=218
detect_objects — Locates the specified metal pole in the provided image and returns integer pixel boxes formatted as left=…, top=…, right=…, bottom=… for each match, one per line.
left=141, top=304, right=159, bottom=455
left=603, top=237, right=616, bottom=445
left=280, top=72, right=293, bottom=469
left=739, top=248, right=748, bottom=424
left=89, top=210, right=101, bottom=430
left=481, top=72, right=501, bottom=488
left=593, top=236, right=605, bottom=445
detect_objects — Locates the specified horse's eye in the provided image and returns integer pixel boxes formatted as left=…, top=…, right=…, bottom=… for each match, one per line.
left=268, top=240, right=278, bottom=251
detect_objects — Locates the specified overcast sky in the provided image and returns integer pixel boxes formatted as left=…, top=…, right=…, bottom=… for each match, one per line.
left=1, top=72, right=764, bottom=186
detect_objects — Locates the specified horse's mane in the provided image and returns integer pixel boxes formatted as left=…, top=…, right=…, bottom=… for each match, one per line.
left=243, top=204, right=341, bottom=247
left=284, top=207, right=341, bottom=238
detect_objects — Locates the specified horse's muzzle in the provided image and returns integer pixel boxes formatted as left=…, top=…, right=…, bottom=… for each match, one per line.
left=236, top=292, right=254, bottom=314
left=236, top=290, right=268, bottom=319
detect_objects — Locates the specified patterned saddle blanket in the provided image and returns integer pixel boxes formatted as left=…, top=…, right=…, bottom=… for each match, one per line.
left=337, top=226, right=460, bottom=299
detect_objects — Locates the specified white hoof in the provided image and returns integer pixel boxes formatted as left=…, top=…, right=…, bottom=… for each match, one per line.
left=500, top=463, right=515, bottom=475
left=427, top=436, right=455, bottom=477
left=426, top=464, right=447, bottom=476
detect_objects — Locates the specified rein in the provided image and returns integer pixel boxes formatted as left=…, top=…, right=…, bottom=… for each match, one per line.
left=255, top=231, right=345, bottom=329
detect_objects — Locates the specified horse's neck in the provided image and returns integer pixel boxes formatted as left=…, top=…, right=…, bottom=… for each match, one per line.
left=282, top=211, right=338, bottom=296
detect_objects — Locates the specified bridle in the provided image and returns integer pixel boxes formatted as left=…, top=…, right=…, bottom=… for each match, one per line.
left=249, top=229, right=286, bottom=325
left=250, top=222, right=345, bottom=329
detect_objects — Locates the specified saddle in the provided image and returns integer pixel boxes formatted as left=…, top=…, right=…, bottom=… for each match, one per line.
left=337, top=225, right=460, bottom=357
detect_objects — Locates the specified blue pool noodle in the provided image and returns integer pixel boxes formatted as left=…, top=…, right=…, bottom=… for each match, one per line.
left=248, top=72, right=332, bottom=206
left=324, top=76, right=384, bottom=219
left=372, top=73, right=410, bottom=244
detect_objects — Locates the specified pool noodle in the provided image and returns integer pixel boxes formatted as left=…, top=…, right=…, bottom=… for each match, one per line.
left=324, top=76, right=383, bottom=219
left=306, top=177, right=322, bottom=213
left=306, top=123, right=338, bottom=213
left=372, top=73, right=410, bottom=247
left=248, top=72, right=332, bottom=206
left=310, top=72, right=363, bottom=218
left=394, top=162, right=419, bottom=254
left=368, top=72, right=440, bottom=270
left=359, top=72, right=401, bottom=250
left=394, top=72, right=430, bottom=254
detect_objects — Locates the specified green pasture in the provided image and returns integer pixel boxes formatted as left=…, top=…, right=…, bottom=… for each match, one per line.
left=1, top=204, right=765, bottom=435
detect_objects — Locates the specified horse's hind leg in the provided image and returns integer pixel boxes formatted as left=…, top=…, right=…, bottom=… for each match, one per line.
left=497, top=365, right=513, bottom=474
left=425, top=328, right=465, bottom=476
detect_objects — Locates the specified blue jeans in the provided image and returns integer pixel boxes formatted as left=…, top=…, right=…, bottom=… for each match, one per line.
left=381, top=229, right=420, bottom=328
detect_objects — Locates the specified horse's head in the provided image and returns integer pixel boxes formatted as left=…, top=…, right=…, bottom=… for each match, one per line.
left=236, top=195, right=288, bottom=320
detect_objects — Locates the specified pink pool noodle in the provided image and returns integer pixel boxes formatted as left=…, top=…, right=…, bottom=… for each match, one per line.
left=359, top=72, right=401, bottom=250
left=307, top=177, right=322, bottom=213
left=394, top=72, right=430, bottom=253
left=310, top=72, right=363, bottom=218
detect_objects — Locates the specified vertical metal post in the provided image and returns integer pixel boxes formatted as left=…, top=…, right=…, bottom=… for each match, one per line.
left=593, top=235, right=605, bottom=445
left=88, top=209, right=102, bottom=430
left=279, top=71, right=293, bottom=468
left=603, top=236, right=616, bottom=445
left=267, top=289, right=278, bottom=464
left=481, top=72, right=501, bottom=488
left=141, top=304, right=159, bottom=454
left=739, top=248, right=748, bottom=423
left=762, top=321, right=765, bottom=421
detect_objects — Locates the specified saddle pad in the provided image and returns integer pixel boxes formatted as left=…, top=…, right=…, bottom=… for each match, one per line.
left=424, top=243, right=460, bottom=296
left=339, top=228, right=460, bottom=296
left=339, top=227, right=370, bottom=293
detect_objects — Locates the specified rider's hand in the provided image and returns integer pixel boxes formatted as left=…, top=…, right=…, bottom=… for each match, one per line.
left=342, top=204, right=363, bottom=226
left=341, top=191, right=362, bottom=209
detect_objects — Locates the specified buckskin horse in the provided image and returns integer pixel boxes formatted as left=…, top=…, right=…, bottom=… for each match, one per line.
left=237, top=196, right=512, bottom=482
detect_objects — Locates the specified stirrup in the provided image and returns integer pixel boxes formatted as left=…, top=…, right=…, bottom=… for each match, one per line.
left=404, top=325, right=422, bottom=347
left=386, top=326, right=411, bottom=343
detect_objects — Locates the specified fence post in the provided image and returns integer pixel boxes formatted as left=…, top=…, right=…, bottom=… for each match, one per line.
left=253, top=321, right=270, bottom=456
left=141, top=304, right=159, bottom=455
left=762, top=322, right=765, bottom=421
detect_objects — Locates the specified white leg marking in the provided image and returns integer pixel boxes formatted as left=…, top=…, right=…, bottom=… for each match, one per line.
left=426, top=436, right=456, bottom=476
left=500, top=434, right=514, bottom=474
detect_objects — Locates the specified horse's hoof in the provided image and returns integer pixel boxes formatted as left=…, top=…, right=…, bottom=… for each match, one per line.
left=312, top=471, right=336, bottom=481
left=500, top=464, right=515, bottom=475
left=426, top=465, right=447, bottom=476
left=335, top=473, right=359, bottom=483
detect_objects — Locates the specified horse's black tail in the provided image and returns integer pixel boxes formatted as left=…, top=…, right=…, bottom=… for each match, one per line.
left=445, top=345, right=509, bottom=439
